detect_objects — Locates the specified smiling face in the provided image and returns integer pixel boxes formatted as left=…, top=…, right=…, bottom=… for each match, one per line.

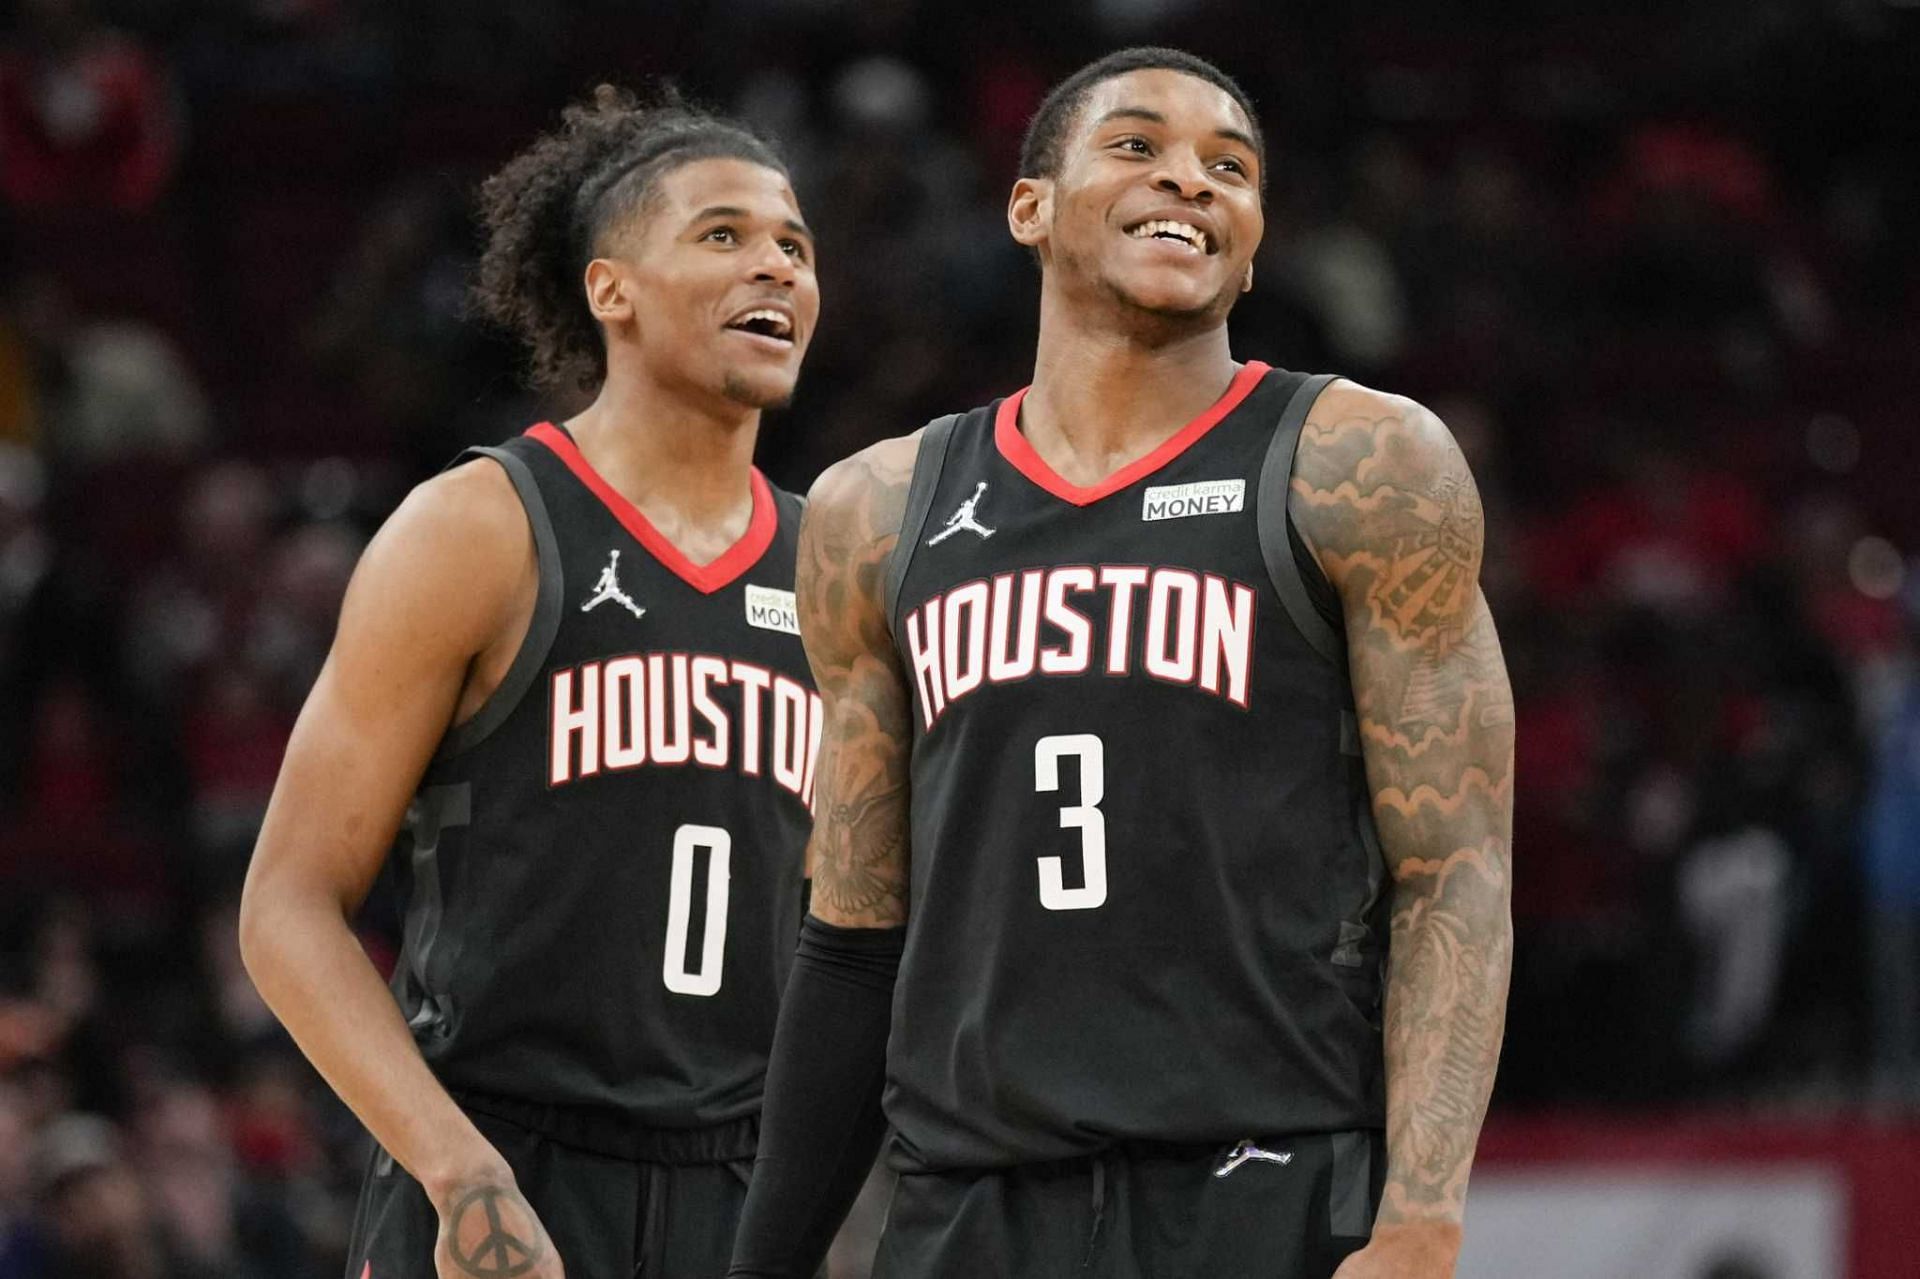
left=589, top=157, right=819, bottom=411
left=1011, top=68, right=1263, bottom=327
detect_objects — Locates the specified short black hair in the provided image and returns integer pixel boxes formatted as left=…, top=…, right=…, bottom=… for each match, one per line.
left=472, top=84, right=788, bottom=392
left=1018, top=47, right=1263, bottom=184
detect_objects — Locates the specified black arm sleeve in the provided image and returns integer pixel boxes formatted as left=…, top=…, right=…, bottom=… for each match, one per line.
left=728, top=915, right=904, bottom=1279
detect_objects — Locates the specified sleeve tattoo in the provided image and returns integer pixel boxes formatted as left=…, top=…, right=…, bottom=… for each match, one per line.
left=796, top=443, right=919, bottom=928
left=1292, top=394, right=1516, bottom=1231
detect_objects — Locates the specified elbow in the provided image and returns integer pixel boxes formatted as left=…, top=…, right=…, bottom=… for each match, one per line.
left=236, top=859, right=306, bottom=991
left=235, top=875, right=277, bottom=987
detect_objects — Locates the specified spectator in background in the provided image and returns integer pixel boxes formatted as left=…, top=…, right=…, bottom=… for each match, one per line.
left=7, top=275, right=207, bottom=473
left=131, top=1076, right=315, bottom=1279
left=32, top=1114, right=179, bottom=1279
left=0, top=0, right=178, bottom=212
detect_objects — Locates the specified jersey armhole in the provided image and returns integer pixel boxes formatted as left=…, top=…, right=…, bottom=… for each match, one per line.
left=882, top=413, right=963, bottom=640
left=434, top=444, right=564, bottom=761
left=1256, top=373, right=1347, bottom=668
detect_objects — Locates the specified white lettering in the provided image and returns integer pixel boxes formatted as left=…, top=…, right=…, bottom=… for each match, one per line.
left=602, top=656, right=647, bottom=770
left=1200, top=576, right=1256, bottom=707
left=549, top=663, right=600, bottom=784
left=1144, top=570, right=1200, bottom=684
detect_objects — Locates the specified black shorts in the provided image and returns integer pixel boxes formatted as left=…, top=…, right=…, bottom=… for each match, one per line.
left=344, top=1096, right=756, bottom=1279
left=872, top=1131, right=1384, bottom=1279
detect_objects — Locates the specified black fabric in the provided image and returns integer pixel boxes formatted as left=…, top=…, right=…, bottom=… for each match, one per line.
left=883, top=413, right=962, bottom=638
left=451, top=1089, right=758, bottom=1164
left=389, top=427, right=818, bottom=1129
left=1257, top=371, right=1344, bottom=665
left=870, top=1130, right=1383, bottom=1279
left=884, top=364, right=1387, bottom=1171
left=345, top=1105, right=753, bottom=1279
left=728, top=918, right=903, bottom=1278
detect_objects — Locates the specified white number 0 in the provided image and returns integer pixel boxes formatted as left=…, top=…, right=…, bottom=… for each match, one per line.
left=663, top=824, right=731, bottom=996
left=1034, top=734, right=1107, bottom=911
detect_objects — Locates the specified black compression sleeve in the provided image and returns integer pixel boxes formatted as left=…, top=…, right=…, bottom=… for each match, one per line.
left=728, top=916, right=904, bottom=1279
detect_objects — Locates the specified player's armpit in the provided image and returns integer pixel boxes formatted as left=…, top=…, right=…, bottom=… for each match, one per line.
left=1290, top=387, right=1514, bottom=1242
left=795, top=433, right=921, bottom=928
left=246, top=459, right=533, bottom=915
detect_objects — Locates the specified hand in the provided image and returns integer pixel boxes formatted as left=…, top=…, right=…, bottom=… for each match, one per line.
left=434, top=1177, right=564, bottom=1279
left=1330, top=1221, right=1461, bottom=1279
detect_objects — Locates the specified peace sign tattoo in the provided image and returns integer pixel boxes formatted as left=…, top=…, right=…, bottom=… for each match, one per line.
left=446, top=1186, right=546, bottom=1278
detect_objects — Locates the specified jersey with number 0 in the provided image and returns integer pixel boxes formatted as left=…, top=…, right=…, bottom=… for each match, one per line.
left=388, top=422, right=820, bottom=1129
left=883, top=362, right=1387, bottom=1170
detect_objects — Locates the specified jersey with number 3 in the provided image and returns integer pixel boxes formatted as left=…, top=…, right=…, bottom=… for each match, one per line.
left=884, top=363, right=1387, bottom=1170
left=388, top=422, right=820, bottom=1129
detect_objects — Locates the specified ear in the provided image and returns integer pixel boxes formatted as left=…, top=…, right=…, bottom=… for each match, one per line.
left=1007, top=176, right=1052, bottom=251
left=1241, top=262, right=1254, bottom=294
left=584, top=258, right=634, bottom=325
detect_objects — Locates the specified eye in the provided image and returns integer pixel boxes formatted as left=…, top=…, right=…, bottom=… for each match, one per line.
left=779, top=238, right=809, bottom=262
left=1112, top=135, right=1152, bottom=155
left=702, top=226, right=739, bottom=244
left=1213, top=156, right=1248, bottom=177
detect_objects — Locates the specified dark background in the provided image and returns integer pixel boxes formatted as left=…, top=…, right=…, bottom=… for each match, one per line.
left=1, top=1, right=1917, bottom=1275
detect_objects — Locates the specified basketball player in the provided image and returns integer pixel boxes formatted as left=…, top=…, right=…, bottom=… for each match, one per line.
left=731, top=48, right=1513, bottom=1279
left=239, top=88, right=823, bottom=1279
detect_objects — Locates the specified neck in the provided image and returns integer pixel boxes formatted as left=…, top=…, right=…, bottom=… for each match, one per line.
left=1020, top=281, right=1239, bottom=484
left=564, top=360, right=761, bottom=549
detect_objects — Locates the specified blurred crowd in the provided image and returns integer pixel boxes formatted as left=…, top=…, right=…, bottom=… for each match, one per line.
left=2, top=0, right=1918, bottom=1274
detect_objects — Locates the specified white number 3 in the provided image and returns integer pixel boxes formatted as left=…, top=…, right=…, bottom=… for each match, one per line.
left=1034, top=734, right=1107, bottom=911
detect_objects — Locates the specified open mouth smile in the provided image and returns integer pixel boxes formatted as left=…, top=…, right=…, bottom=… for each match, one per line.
left=723, top=306, right=797, bottom=345
left=1125, top=218, right=1215, bottom=255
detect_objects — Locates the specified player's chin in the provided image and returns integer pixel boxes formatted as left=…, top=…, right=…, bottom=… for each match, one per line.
left=719, top=367, right=800, bottom=411
left=1114, top=278, right=1235, bottom=322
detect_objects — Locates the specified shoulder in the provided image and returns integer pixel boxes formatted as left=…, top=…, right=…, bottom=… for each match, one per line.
left=1288, top=380, right=1483, bottom=585
left=342, top=454, right=533, bottom=645
left=808, top=429, right=924, bottom=510
left=380, top=453, right=530, bottom=565
left=803, top=427, right=926, bottom=550
left=1295, top=379, right=1465, bottom=492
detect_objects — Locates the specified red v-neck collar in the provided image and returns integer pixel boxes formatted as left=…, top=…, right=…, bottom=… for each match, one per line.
left=995, top=360, right=1270, bottom=507
left=526, top=421, right=777, bottom=595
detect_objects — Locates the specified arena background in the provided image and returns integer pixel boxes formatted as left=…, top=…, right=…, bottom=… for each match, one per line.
left=2, top=0, right=1918, bottom=1275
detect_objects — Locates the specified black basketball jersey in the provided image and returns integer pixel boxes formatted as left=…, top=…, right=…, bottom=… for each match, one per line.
left=388, top=422, right=819, bottom=1132
left=882, top=362, right=1388, bottom=1171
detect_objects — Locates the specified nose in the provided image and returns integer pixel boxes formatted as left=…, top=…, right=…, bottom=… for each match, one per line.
left=1151, top=149, right=1215, bottom=204
left=747, top=235, right=797, bottom=288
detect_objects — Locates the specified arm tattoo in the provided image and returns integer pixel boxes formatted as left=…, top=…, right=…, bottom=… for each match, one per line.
left=798, top=440, right=918, bottom=928
left=442, top=1184, right=547, bottom=1277
left=1293, top=396, right=1515, bottom=1230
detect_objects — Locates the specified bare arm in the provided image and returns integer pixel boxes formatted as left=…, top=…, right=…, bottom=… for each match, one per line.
left=1291, top=387, right=1515, bottom=1275
left=728, top=434, right=921, bottom=1279
left=799, top=433, right=921, bottom=927
left=239, top=460, right=562, bottom=1277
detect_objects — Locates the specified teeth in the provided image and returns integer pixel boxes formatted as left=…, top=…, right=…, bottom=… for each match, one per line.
left=731, top=309, right=792, bottom=337
left=1129, top=219, right=1208, bottom=251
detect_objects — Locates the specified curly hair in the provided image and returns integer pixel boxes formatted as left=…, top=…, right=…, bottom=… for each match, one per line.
left=471, top=84, right=788, bottom=392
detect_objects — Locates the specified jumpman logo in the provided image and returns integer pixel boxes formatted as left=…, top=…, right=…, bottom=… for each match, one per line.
left=927, top=481, right=996, bottom=545
left=581, top=549, right=646, bottom=620
left=1213, top=1139, right=1294, bottom=1177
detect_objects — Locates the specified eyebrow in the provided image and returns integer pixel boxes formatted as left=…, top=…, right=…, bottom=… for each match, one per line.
left=688, top=206, right=814, bottom=239
left=1092, top=107, right=1259, bottom=157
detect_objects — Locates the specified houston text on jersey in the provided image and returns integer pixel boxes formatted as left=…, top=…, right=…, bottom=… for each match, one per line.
left=548, top=652, right=823, bottom=803
left=901, top=564, right=1257, bottom=729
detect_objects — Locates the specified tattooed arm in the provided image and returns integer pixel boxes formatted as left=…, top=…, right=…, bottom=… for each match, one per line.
left=1291, top=385, right=1515, bottom=1278
left=730, top=432, right=921, bottom=1278
left=798, top=431, right=921, bottom=925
